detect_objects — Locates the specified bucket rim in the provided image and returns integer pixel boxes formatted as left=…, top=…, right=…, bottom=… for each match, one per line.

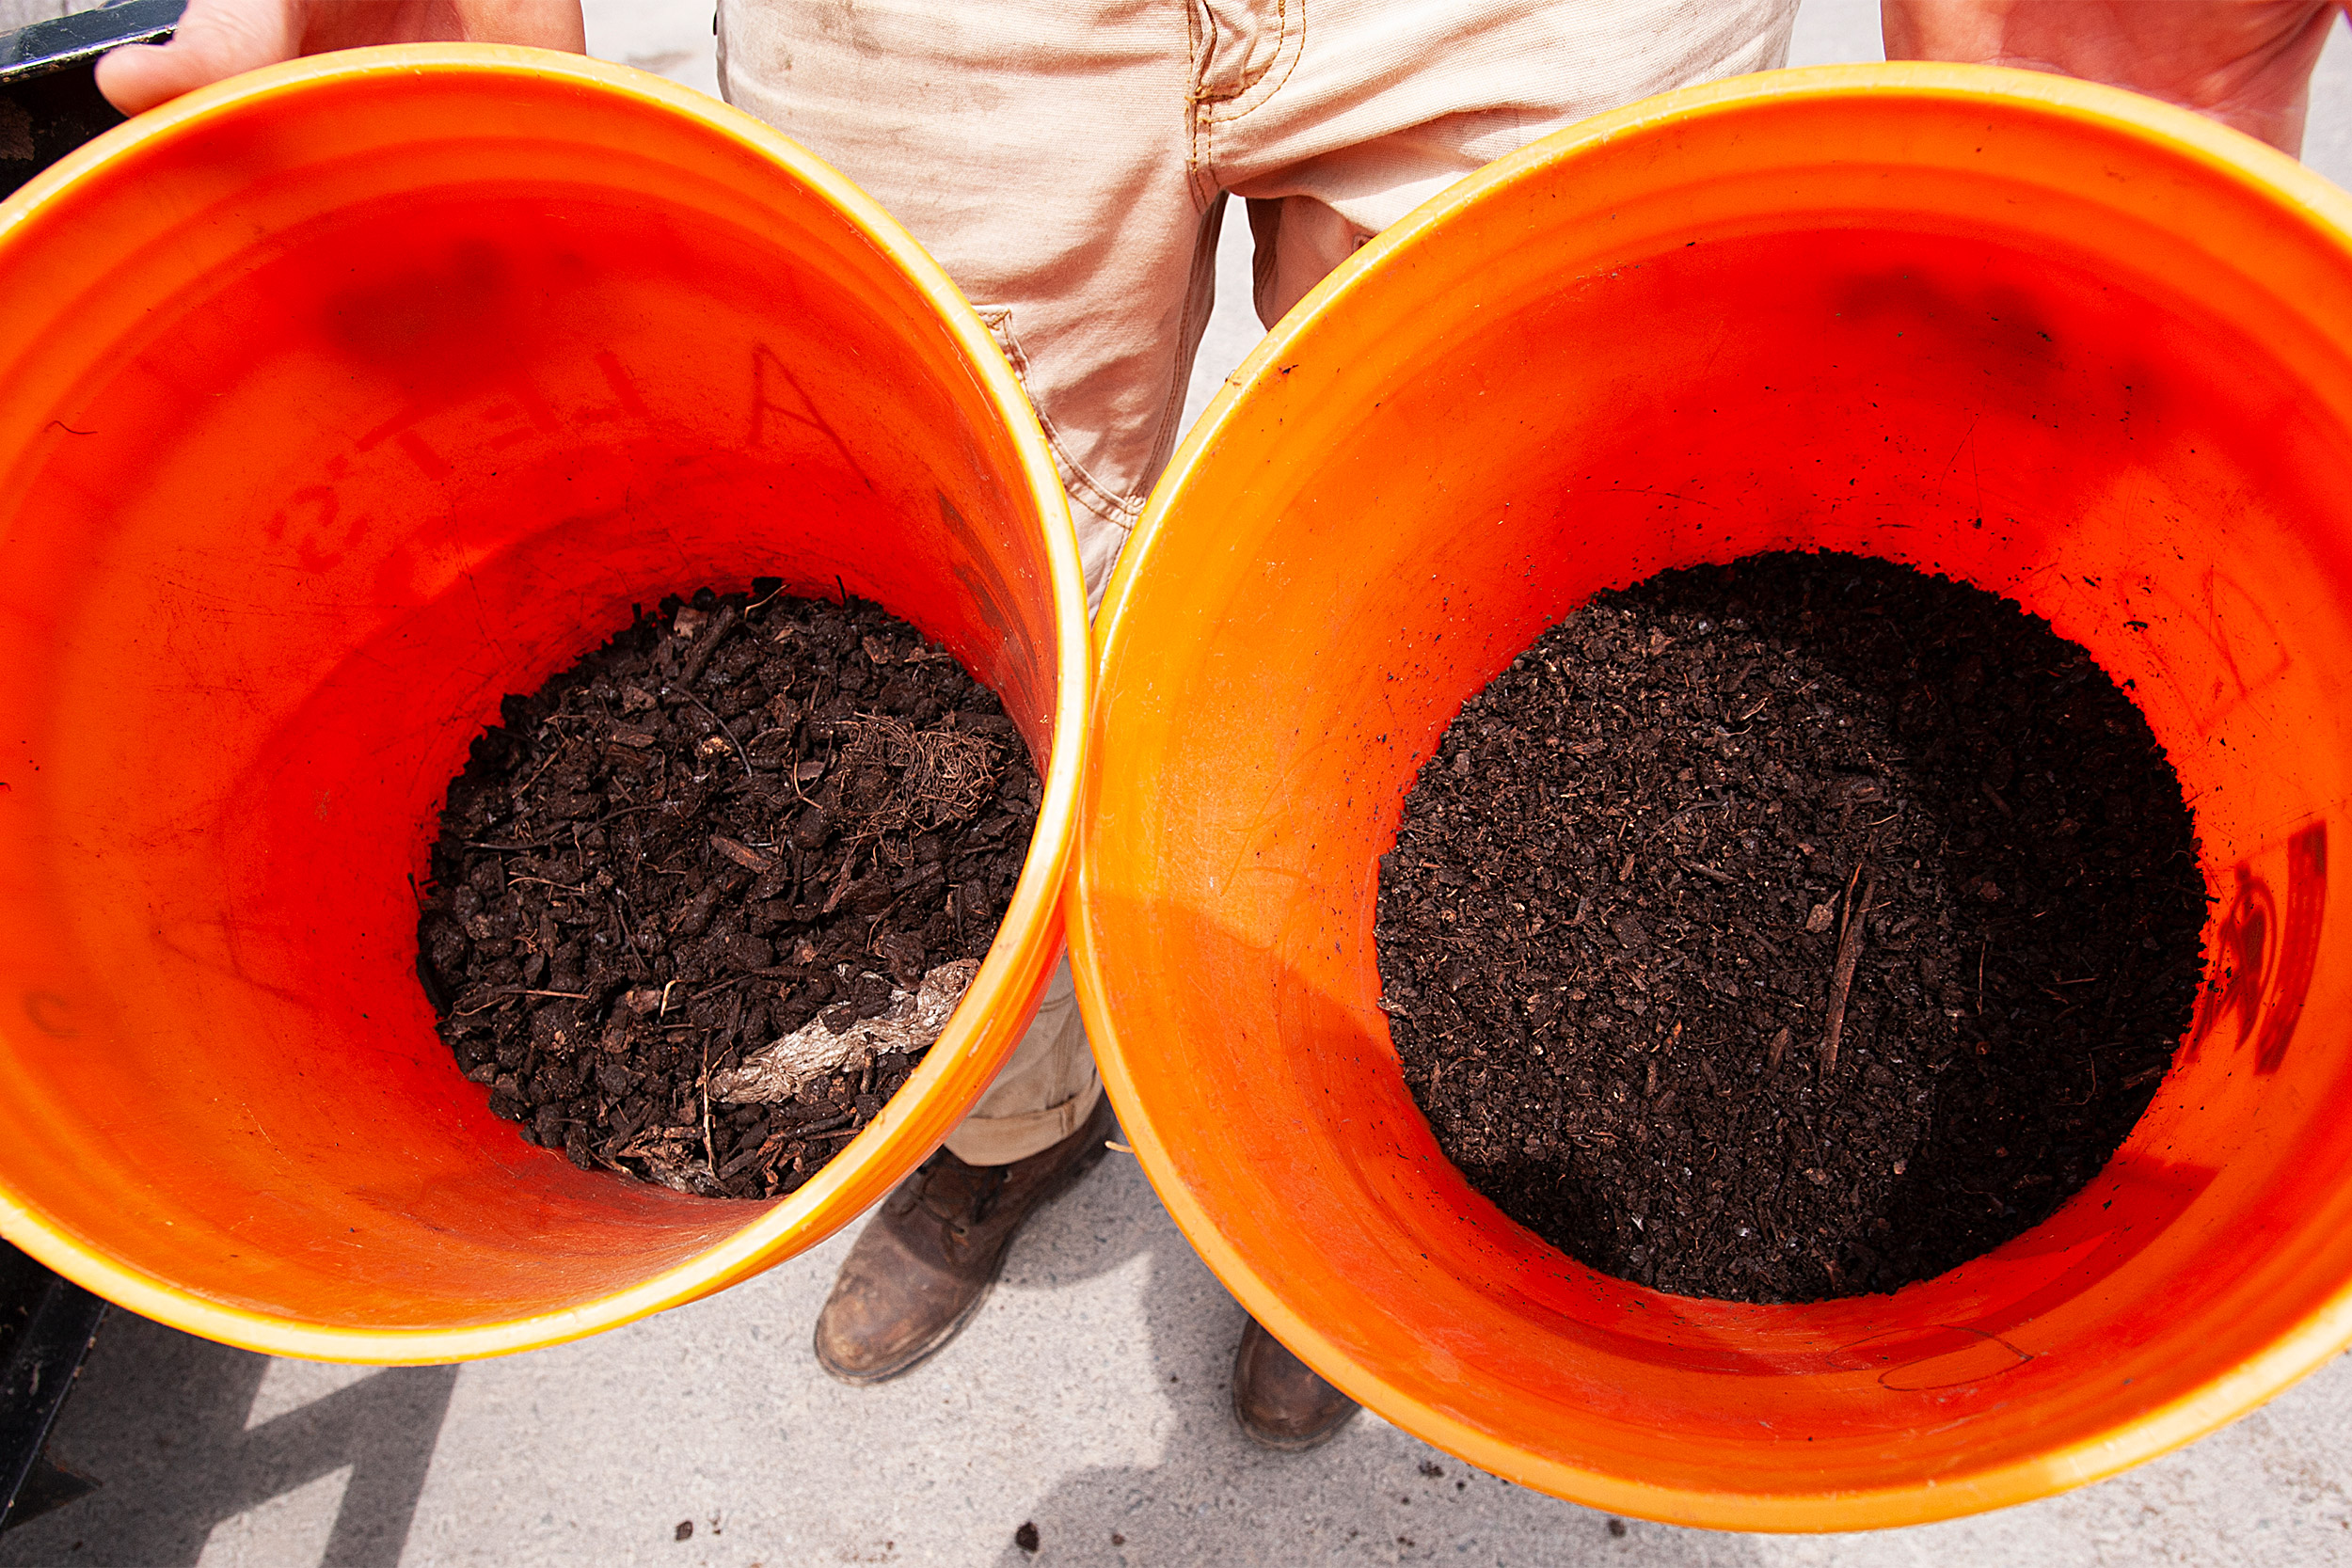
left=1073, top=59, right=2352, bottom=1529
left=0, top=42, right=1091, bottom=1364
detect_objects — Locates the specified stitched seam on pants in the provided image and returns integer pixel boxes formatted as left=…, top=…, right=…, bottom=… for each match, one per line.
left=1191, top=102, right=1219, bottom=211
left=1184, top=1, right=1219, bottom=211
left=1193, top=0, right=1288, bottom=104
left=1068, top=483, right=1136, bottom=541
left=1205, top=0, right=1305, bottom=126
left=976, top=307, right=1143, bottom=527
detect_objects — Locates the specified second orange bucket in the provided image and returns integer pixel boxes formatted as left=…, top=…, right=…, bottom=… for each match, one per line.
left=1073, top=65, right=2352, bottom=1528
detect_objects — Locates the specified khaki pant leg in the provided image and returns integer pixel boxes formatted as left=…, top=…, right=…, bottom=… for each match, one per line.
left=1221, top=0, right=1802, bottom=324
left=717, top=0, right=1219, bottom=609
left=940, top=956, right=1102, bottom=1165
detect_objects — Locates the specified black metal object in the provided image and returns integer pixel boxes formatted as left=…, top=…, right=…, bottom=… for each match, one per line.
left=0, top=0, right=184, bottom=199
left=0, top=1240, right=105, bottom=1531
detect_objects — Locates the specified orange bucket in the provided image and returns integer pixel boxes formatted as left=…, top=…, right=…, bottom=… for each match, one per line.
left=1072, top=64, right=2352, bottom=1528
left=0, top=47, right=1086, bottom=1361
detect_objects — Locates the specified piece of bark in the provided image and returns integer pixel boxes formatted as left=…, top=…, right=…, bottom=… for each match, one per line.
left=615, top=1128, right=719, bottom=1196
left=712, top=958, right=979, bottom=1105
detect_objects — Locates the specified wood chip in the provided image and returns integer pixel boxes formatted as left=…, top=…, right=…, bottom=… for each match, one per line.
left=710, top=834, right=775, bottom=873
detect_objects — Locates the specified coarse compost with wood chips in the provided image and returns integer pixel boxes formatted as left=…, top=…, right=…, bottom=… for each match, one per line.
left=416, top=586, right=1041, bottom=1199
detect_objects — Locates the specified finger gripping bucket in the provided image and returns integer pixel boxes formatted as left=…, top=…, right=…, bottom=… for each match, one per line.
left=1073, top=65, right=2352, bottom=1528
left=0, top=48, right=1087, bottom=1361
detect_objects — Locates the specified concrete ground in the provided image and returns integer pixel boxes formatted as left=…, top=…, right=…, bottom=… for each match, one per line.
left=8, top=3, right=2352, bottom=1565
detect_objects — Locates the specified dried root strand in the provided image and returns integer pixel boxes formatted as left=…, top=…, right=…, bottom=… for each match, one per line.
left=831, top=715, right=1001, bottom=834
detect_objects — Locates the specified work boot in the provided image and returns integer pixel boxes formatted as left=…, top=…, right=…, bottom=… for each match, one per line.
left=813, top=1091, right=1118, bottom=1385
left=1232, top=1315, right=1361, bottom=1450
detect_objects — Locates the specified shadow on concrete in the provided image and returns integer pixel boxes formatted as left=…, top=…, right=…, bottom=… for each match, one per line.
left=984, top=1146, right=1760, bottom=1568
left=0, top=1311, right=455, bottom=1567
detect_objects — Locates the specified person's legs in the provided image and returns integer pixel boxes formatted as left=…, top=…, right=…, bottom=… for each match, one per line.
left=717, top=0, right=1223, bottom=1381
left=716, top=0, right=1804, bottom=1425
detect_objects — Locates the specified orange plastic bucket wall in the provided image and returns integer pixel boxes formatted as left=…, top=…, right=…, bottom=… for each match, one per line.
left=1073, top=65, right=2352, bottom=1529
left=0, top=48, right=1086, bottom=1362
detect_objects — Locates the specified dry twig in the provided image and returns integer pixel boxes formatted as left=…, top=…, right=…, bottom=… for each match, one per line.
left=1819, top=867, right=1878, bottom=1078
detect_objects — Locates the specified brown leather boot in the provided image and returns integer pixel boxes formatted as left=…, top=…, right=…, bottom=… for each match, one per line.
left=813, top=1091, right=1118, bottom=1385
left=1232, top=1315, right=1361, bottom=1450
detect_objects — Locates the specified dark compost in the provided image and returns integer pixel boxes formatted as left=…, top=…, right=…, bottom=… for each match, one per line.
left=1375, top=551, right=2207, bottom=1302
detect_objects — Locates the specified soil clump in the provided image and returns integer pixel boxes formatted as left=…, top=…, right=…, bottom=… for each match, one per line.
left=416, top=584, right=1040, bottom=1199
left=1375, top=550, right=2206, bottom=1302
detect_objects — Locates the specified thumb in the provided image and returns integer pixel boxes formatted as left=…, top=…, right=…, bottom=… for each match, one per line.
left=94, top=0, right=303, bottom=117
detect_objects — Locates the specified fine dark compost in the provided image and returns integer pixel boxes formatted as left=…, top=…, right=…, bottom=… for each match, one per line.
left=1375, top=550, right=2206, bottom=1302
left=416, top=585, right=1041, bottom=1199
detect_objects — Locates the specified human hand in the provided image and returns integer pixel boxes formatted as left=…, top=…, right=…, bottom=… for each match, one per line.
left=1883, top=0, right=2345, bottom=155
left=95, top=0, right=585, bottom=118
